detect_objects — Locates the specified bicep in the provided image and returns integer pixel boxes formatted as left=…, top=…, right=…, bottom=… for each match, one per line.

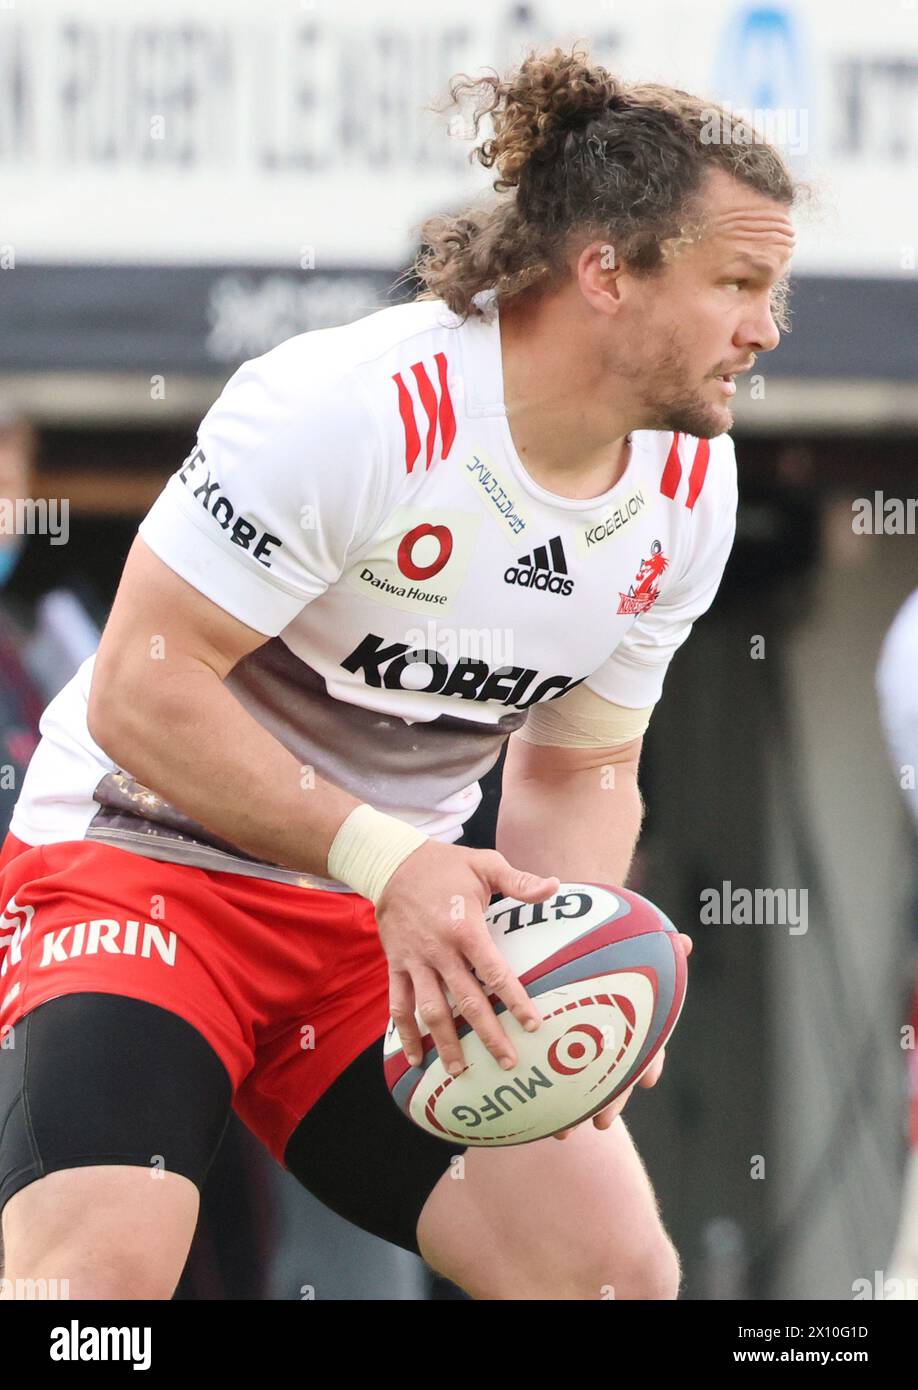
left=504, top=729, right=644, bottom=783
left=89, top=536, right=269, bottom=736
left=135, top=358, right=389, bottom=630
left=505, top=681, right=651, bottom=780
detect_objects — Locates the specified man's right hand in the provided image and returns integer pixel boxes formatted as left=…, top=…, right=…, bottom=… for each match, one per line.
left=375, top=841, right=559, bottom=1077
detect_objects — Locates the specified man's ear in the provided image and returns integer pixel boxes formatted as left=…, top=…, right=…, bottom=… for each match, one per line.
left=576, top=239, right=632, bottom=319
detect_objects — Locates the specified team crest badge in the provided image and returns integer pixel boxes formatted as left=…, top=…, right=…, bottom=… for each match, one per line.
left=617, top=541, right=669, bottom=615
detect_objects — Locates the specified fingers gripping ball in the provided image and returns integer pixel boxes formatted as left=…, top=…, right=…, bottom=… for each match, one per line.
left=384, top=883, right=687, bottom=1146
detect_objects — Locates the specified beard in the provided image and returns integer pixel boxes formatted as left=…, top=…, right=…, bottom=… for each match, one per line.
left=610, top=338, right=732, bottom=440
left=640, top=382, right=732, bottom=439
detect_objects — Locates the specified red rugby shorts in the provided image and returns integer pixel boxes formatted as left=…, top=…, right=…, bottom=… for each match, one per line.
left=0, top=833, right=392, bottom=1165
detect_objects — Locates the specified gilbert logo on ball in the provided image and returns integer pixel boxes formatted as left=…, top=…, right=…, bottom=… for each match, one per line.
left=384, top=883, right=687, bottom=1146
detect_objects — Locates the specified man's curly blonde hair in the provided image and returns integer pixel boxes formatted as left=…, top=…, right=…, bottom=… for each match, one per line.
left=413, top=42, right=800, bottom=330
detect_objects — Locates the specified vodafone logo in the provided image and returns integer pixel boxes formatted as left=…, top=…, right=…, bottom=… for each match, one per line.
left=397, top=524, right=453, bottom=582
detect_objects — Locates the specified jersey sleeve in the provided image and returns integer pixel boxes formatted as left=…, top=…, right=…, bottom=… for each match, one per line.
left=138, top=344, right=389, bottom=636
left=584, top=435, right=739, bottom=708
left=876, top=587, right=918, bottom=832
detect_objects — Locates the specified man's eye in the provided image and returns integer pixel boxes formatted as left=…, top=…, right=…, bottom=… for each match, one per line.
left=724, top=279, right=746, bottom=290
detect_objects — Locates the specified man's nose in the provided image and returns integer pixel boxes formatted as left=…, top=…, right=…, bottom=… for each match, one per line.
left=737, top=304, right=781, bottom=354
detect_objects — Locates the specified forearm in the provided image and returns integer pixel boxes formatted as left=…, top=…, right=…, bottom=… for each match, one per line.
left=495, top=758, right=644, bottom=886
left=89, top=664, right=361, bottom=878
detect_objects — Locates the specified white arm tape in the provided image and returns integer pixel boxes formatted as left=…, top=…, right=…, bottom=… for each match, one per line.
left=514, top=683, right=655, bottom=748
left=327, top=803, right=428, bottom=905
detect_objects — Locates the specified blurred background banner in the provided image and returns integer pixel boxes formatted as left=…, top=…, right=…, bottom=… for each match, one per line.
left=1, top=0, right=917, bottom=1301
left=2, top=0, right=917, bottom=389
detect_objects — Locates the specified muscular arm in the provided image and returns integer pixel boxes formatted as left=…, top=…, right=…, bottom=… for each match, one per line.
left=496, top=730, right=658, bottom=1136
left=87, top=536, right=361, bottom=878
left=495, top=731, right=645, bottom=886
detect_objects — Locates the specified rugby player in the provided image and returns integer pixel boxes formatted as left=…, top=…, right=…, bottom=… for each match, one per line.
left=876, top=589, right=918, bottom=1296
left=0, top=46, right=797, bottom=1300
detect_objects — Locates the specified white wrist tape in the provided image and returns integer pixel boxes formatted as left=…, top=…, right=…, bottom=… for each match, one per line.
left=515, top=683, right=655, bottom=747
left=327, top=803, right=429, bottom=904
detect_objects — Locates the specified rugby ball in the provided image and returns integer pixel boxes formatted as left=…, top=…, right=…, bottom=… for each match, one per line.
left=384, top=882, right=687, bottom=1145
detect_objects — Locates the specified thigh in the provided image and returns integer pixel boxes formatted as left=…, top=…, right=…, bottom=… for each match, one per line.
left=1, top=1167, right=202, bottom=1299
left=0, top=993, right=233, bottom=1228
left=236, top=892, right=467, bottom=1256
left=416, top=1112, right=676, bottom=1299
left=282, top=1030, right=467, bottom=1257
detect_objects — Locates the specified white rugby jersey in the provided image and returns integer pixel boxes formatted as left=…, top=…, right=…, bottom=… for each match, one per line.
left=11, top=293, right=738, bottom=891
left=876, top=587, right=918, bottom=831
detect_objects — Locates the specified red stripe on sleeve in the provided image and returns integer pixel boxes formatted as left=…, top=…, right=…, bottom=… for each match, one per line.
left=685, top=438, right=711, bottom=510
left=393, top=372, right=420, bottom=473
left=434, top=352, right=456, bottom=460
left=660, top=431, right=682, bottom=499
left=412, top=361, right=438, bottom=469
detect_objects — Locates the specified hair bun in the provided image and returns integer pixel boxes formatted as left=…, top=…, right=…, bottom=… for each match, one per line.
left=446, top=43, right=625, bottom=190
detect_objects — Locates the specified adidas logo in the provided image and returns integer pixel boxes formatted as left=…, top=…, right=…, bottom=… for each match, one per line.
left=504, top=536, right=574, bottom=596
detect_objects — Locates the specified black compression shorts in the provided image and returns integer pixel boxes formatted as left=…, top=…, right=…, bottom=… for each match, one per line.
left=0, top=993, right=466, bottom=1258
